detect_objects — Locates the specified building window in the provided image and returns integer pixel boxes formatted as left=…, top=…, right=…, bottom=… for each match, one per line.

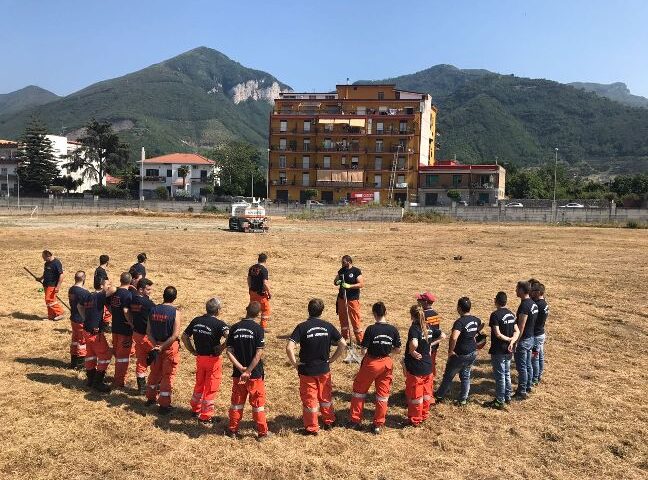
left=376, top=140, right=383, bottom=153
left=375, top=157, right=382, bottom=170
left=400, top=121, right=408, bottom=133
left=453, top=174, right=462, bottom=186
left=303, top=121, right=311, bottom=132
left=308, top=95, right=316, bottom=100
left=376, top=122, right=384, bottom=134
left=397, top=175, right=405, bottom=185
left=167, top=169, right=172, bottom=177
left=351, top=157, right=359, bottom=169
left=0, top=168, right=6, bottom=175
left=279, top=138, right=287, bottom=151
left=302, top=173, right=310, bottom=186
left=325, top=95, right=335, bottom=99
left=398, top=139, right=407, bottom=149
left=397, top=156, right=406, bottom=169
left=280, top=120, right=287, bottom=132
left=374, top=174, right=382, bottom=188
left=302, top=156, right=310, bottom=169
left=279, top=172, right=287, bottom=185
left=378, top=92, right=385, bottom=100
left=323, top=156, right=331, bottom=169
left=356, top=106, right=366, bottom=115
left=425, top=174, right=438, bottom=187
left=324, top=123, right=333, bottom=132
left=279, top=156, right=286, bottom=168
left=323, top=138, right=332, bottom=150
left=303, top=139, right=310, bottom=151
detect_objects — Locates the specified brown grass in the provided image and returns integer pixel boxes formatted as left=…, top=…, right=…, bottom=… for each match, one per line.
left=0, top=215, right=646, bottom=480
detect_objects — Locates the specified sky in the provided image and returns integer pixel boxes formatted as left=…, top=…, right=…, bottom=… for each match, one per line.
left=2, top=0, right=648, bottom=97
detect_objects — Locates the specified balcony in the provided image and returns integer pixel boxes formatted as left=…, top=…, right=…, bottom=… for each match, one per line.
left=272, top=107, right=417, bottom=116
left=142, top=176, right=166, bottom=182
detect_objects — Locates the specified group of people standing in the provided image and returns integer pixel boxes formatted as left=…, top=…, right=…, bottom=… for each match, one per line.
left=34, top=250, right=549, bottom=439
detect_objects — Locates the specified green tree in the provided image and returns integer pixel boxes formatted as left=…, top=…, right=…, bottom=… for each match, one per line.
left=446, top=189, right=461, bottom=202
left=16, top=117, right=59, bottom=194
left=64, top=119, right=130, bottom=187
left=177, top=165, right=190, bottom=190
left=205, top=141, right=265, bottom=197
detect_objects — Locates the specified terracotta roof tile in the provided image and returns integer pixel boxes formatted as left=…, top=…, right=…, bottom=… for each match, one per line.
left=143, top=153, right=215, bottom=166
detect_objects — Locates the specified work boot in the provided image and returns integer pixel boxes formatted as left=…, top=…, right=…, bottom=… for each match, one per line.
left=92, top=371, right=111, bottom=393
left=137, top=377, right=147, bottom=395
left=74, top=356, right=85, bottom=370
left=86, top=368, right=96, bottom=386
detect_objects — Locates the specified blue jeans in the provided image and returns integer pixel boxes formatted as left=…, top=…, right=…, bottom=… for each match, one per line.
left=532, top=334, right=546, bottom=383
left=514, top=337, right=534, bottom=394
left=490, top=353, right=512, bottom=402
left=435, top=351, right=477, bottom=401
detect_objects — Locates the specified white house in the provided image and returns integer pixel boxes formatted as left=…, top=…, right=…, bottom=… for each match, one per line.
left=0, top=139, right=18, bottom=196
left=141, top=153, right=219, bottom=198
left=46, top=134, right=97, bottom=192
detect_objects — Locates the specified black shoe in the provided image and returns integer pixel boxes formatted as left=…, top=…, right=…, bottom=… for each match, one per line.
left=505, top=397, right=512, bottom=404
left=526, top=386, right=533, bottom=394
left=345, top=421, right=362, bottom=431
left=85, top=369, right=96, bottom=387
left=70, top=355, right=77, bottom=369
left=74, top=356, right=85, bottom=370
left=434, top=395, right=446, bottom=404
left=371, top=425, right=381, bottom=435
left=92, top=371, right=111, bottom=393
left=191, top=411, right=200, bottom=418
left=145, top=399, right=156, bottom=407
left=256, top=432, right=273, bottom=442
left=199, top=417, right=216, bottom=425
left=136, top=377, right=147, bottom=395
left=158, top=406, right=174, bottom=415
left=322, top=421, right=336, bottom=431
left=512, top=392, right=528, bottom=401
left=300, top=428, right=318, bottom=436
left=484, top=399, right=505, bottom=410
left=224, top=430, right=240, bottom=439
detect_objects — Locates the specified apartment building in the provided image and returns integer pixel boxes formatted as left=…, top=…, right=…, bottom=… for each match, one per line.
left=418, top=160, right=506, bottom=206
left=0, top=139, right=18, bottom=196
left=268, top=84, right=437, bottom=204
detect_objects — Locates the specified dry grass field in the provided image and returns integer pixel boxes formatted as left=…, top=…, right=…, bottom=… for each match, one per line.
left=0, top=214, right=646, bottom=480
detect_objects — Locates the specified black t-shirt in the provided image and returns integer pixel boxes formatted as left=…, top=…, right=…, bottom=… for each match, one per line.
left=130, top=293, right=155, bottom=335
left=337, top=266, right=362, bottom=301
left=93, top=266, right=108, bottom=290
left=289, top=317, right=342, bottom=376
left=534, top=299, right=549, bottom=336
left=424, top=308, right=443, bottom=352
left=68, top=285, right=90, bottom=324
left=488, top=308, right=516, bottom=355
left=361, top=322, right=401, bottom=357
left=83, top=291, right=108, bottom=334
left=43, top=259, right=63, bottom=287
left=184, top=315, right=229, bottom=356
left=452, top=315, right=483, bottom=355
left=226, top=319, right=265, bottom=378
left=517, top=298, right=539, bottom=339
left=130, top=262, right=146, bottom=279
left=110, top=288, right=133, bottom=336
left=404, top=323, right=435, bottom=376
left=248, top=263, right=269, bottom=295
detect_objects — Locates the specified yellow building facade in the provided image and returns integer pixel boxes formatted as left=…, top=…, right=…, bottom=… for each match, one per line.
left=268, top=84, right=437, bottom=204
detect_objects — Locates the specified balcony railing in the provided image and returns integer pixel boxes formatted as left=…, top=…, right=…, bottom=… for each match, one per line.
left=143, top=176, right=166, bottom=182
left=273, top=107, right=417, bottom=116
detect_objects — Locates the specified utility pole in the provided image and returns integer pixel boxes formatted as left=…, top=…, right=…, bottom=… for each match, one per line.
left=140, top=147, right=145, bottom=208
left=251, top=173, right=254, bottom=199
left=266, top=147, right=270, bottom=200
left=553, top=148, right=558, bottom=203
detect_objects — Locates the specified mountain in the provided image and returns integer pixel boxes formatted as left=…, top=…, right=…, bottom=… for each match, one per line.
left=363, top=67, right=648, bottom=174
left=568, top=82, right=648, bottom=108
left=0, top=47, right=289, bottom=156
left=0, top=86, right=59, bottom=117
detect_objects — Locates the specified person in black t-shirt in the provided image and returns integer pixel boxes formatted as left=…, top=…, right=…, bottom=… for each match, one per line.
left=130, top=277, right=155, bottom=394
left=36, top=250, right=65, bottom=320
left=68, top=271, right=90, bottom=369
left=434, top=297, right=483, bottom=406
left=484, top=292, right=519, bottom=409
left=531, top=283, right=549, bottom=385
left=248, top=253, right=272, bottom=329
left=105, top=272, right=134, bottom=388
left=287, top=298, right=346, bottom=435
left=347, top=302, right=401, bottom=434
left=334, top=255, right=365, bottom=361
left=94, top=254, right=109, bottom=290
left=225, top=302, right=268, bottom=439
left=182, top=297, right=229, bottom=423
left=129, top=252, right=147, bottom=286
left=513, top=280, right=539, bottom=400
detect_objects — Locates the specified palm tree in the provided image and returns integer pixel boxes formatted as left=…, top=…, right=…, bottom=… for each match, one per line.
left=177, top=165, right=190, bottom=190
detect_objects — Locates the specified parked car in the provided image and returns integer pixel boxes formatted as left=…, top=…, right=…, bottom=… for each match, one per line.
left=457, top=200, right=469, bottom=206
left=559, top=202, right=585, bottom=208
left=309, top=200, right=325, bottom=207
left=505, top=202, right=524, bottom=208
left=338, top=199, right=349, bottom=206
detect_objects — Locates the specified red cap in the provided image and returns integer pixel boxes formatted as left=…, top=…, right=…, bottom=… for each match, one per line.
left=416, top=292, right=437, bottom=303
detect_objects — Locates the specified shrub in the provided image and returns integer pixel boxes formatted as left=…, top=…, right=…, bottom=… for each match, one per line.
left=402, top=211, right=453, bottom=223
left=447, top=189, right=461, bottom=202
left=155, top=186, right=169, bottom=200
left=91, top=184, right=131, bottom=199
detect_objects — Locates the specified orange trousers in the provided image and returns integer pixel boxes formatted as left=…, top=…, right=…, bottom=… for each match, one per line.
left=249, top=291, right=271, bottom=329
left=146, top=342, right=179, bottom=407
left=299, top=373, right=335, bottom=433
left=132, top=332, right=153, bottom=379
left=349, top=356, right=393, bottom=426
left=228, top=378, right=268, bottom=434
left=112, top=333, right=132, bottom=387
left=84, top=332, right=112, bottom=372
left=337, top=297, right=363, bottom=343
left=103, top=306, right=112, bottom=324
left=70, top=321, right=86, bottom=357
left=405, top=372, right=433, bottom=425
left=190, top=356, right=223, bottom=421
left=44, top=287, right=64, bottom=319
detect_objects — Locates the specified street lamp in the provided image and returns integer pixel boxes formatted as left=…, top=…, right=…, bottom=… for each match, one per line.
left=553, top=148, right=558, bottom=203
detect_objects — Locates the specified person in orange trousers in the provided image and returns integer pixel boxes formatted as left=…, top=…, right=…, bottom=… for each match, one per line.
left=182, top=297, right=229, bottom=424
left=225, top=302, right=268, bottom=440
left=403, top=304, right=437, bottom=426
left=129, top=278, right=155, bottom=394
left=106, top=272, right=134, bottom=388
left=36, top=250, right=65, bottom=320
left=416, top=292, right=446, bottom=405
left=68, top=271, right=91, bottom=369
left=347, top=302, right=401, bottom=434
left=286, top=298, right=347, bottom=435
left=248, top=253, right=271, bottom=329
left=79, top=279, right=113, bottom=393
left=146, top=286, right=181, bottom=414
left=334, top=255, right=364, bottom=362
